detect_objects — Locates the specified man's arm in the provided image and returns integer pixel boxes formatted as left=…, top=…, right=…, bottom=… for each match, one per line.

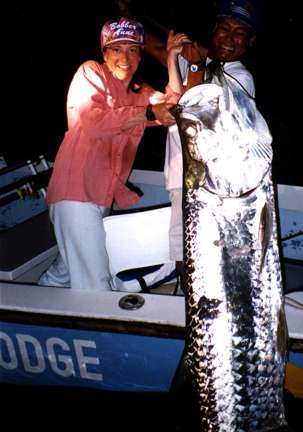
left=182, top=42, right=208, bottom=91
left=147, top=30, right=208, bottom=93
left=145, top=32, right=168, bottom=68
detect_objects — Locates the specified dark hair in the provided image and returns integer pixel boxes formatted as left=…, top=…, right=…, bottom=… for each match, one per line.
left=129, top=73, right=144, bottom=93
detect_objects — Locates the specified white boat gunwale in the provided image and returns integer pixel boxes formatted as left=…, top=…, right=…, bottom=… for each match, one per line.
left=0, top=282, right=185, bottom=338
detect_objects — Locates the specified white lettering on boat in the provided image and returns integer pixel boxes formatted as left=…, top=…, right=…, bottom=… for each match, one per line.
left=0, top=331, right=103, bottom=381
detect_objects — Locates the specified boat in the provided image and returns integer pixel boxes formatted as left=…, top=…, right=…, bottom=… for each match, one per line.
left=0, top=156, right=302, bottom=396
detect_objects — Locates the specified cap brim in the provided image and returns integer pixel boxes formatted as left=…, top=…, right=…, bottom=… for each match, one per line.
left=217, top=14, right=256, bottom=31
left=104, top=38, right=144, bottom=48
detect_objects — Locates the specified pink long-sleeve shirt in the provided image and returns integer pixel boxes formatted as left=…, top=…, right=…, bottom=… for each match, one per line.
left=46, top=60, right=178, bottom=209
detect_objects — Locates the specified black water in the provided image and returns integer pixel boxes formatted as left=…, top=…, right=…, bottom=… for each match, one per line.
left=2, top=383, right=302, bottom=432
left=5, top=2, right=302, bottom=188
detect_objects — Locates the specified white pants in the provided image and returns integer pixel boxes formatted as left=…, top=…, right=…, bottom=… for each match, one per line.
left=38, top=200, right=111, bottom=291
left=168, top=188, right=184, bottom=262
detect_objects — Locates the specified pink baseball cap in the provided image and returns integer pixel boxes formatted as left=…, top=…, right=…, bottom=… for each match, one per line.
left=101, top=17, right=145, bottom=49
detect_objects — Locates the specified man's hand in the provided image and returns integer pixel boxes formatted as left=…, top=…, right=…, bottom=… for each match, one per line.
left=182, top=42, right=208, bottom=91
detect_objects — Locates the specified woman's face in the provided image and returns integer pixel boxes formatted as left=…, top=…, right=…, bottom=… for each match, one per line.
left=103, top=43, right=142, bottom=86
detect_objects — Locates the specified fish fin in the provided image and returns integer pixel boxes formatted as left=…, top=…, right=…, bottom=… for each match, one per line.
left=258, top=203, right=272, bottom=271
left=277, top=306, right=288, bottom=358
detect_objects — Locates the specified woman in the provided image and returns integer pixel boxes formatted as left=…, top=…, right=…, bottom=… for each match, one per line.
left=39, top=17, right=176, bottom=290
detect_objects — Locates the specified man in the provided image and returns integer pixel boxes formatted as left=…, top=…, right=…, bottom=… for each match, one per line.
left=165, top=0, right=257, bottom=286
left=166, top=4, right=287, bottom=431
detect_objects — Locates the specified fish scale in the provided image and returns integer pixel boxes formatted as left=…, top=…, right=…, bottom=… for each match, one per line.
left=172, top=70, right=287, bottom=431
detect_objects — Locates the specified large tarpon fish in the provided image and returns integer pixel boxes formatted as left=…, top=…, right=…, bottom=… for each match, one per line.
left=171, top=65, right=288, bottom=431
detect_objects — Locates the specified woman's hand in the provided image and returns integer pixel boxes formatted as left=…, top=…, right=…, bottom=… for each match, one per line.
left=121, top=103, right=176, bottom=130
left=167, top=30, right=191, bottom=59
left=151, top=103, right=176, bottom=127
left=182, top=41, right=208, bottom=64
left=121, top=103, right=176, bottom=131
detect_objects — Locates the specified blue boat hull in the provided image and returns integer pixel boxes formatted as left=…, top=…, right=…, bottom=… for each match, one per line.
left=0, top=319, right=184, bottom=392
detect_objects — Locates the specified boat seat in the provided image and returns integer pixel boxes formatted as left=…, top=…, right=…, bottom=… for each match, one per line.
left=0, top=210, right=57, bottom=280
left=103, top=205, right=177, bottom=293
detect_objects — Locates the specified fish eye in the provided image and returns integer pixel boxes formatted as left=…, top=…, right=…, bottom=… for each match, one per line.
left=181, top=120, right=198, bottom=137
left=185, top=125, right=197, bottom=137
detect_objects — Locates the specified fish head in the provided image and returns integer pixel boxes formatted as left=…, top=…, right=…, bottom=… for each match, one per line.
left=170, top=85, right=226, bottom=191
left=179, top=83, right=223, bottom=108
left=171, top=84, right=225, bottom=161
left=178, top=84, right=224, bottom=131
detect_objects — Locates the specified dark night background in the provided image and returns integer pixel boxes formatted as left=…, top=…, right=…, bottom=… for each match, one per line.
left=2, top=2, right=302, bottom=429
left=5, top=0, right=301, bottom=186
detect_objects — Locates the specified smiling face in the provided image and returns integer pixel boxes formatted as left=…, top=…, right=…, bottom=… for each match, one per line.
left=103, top=43, right=142, bottom=87
left=209, top=17, right=255, bottom=62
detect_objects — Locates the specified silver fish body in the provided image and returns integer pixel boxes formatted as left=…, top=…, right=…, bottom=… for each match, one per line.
left=172, top=74, right=287, bottom=431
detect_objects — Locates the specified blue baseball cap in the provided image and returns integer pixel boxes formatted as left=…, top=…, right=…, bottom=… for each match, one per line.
left=217, top=0, right=258, bottom=32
